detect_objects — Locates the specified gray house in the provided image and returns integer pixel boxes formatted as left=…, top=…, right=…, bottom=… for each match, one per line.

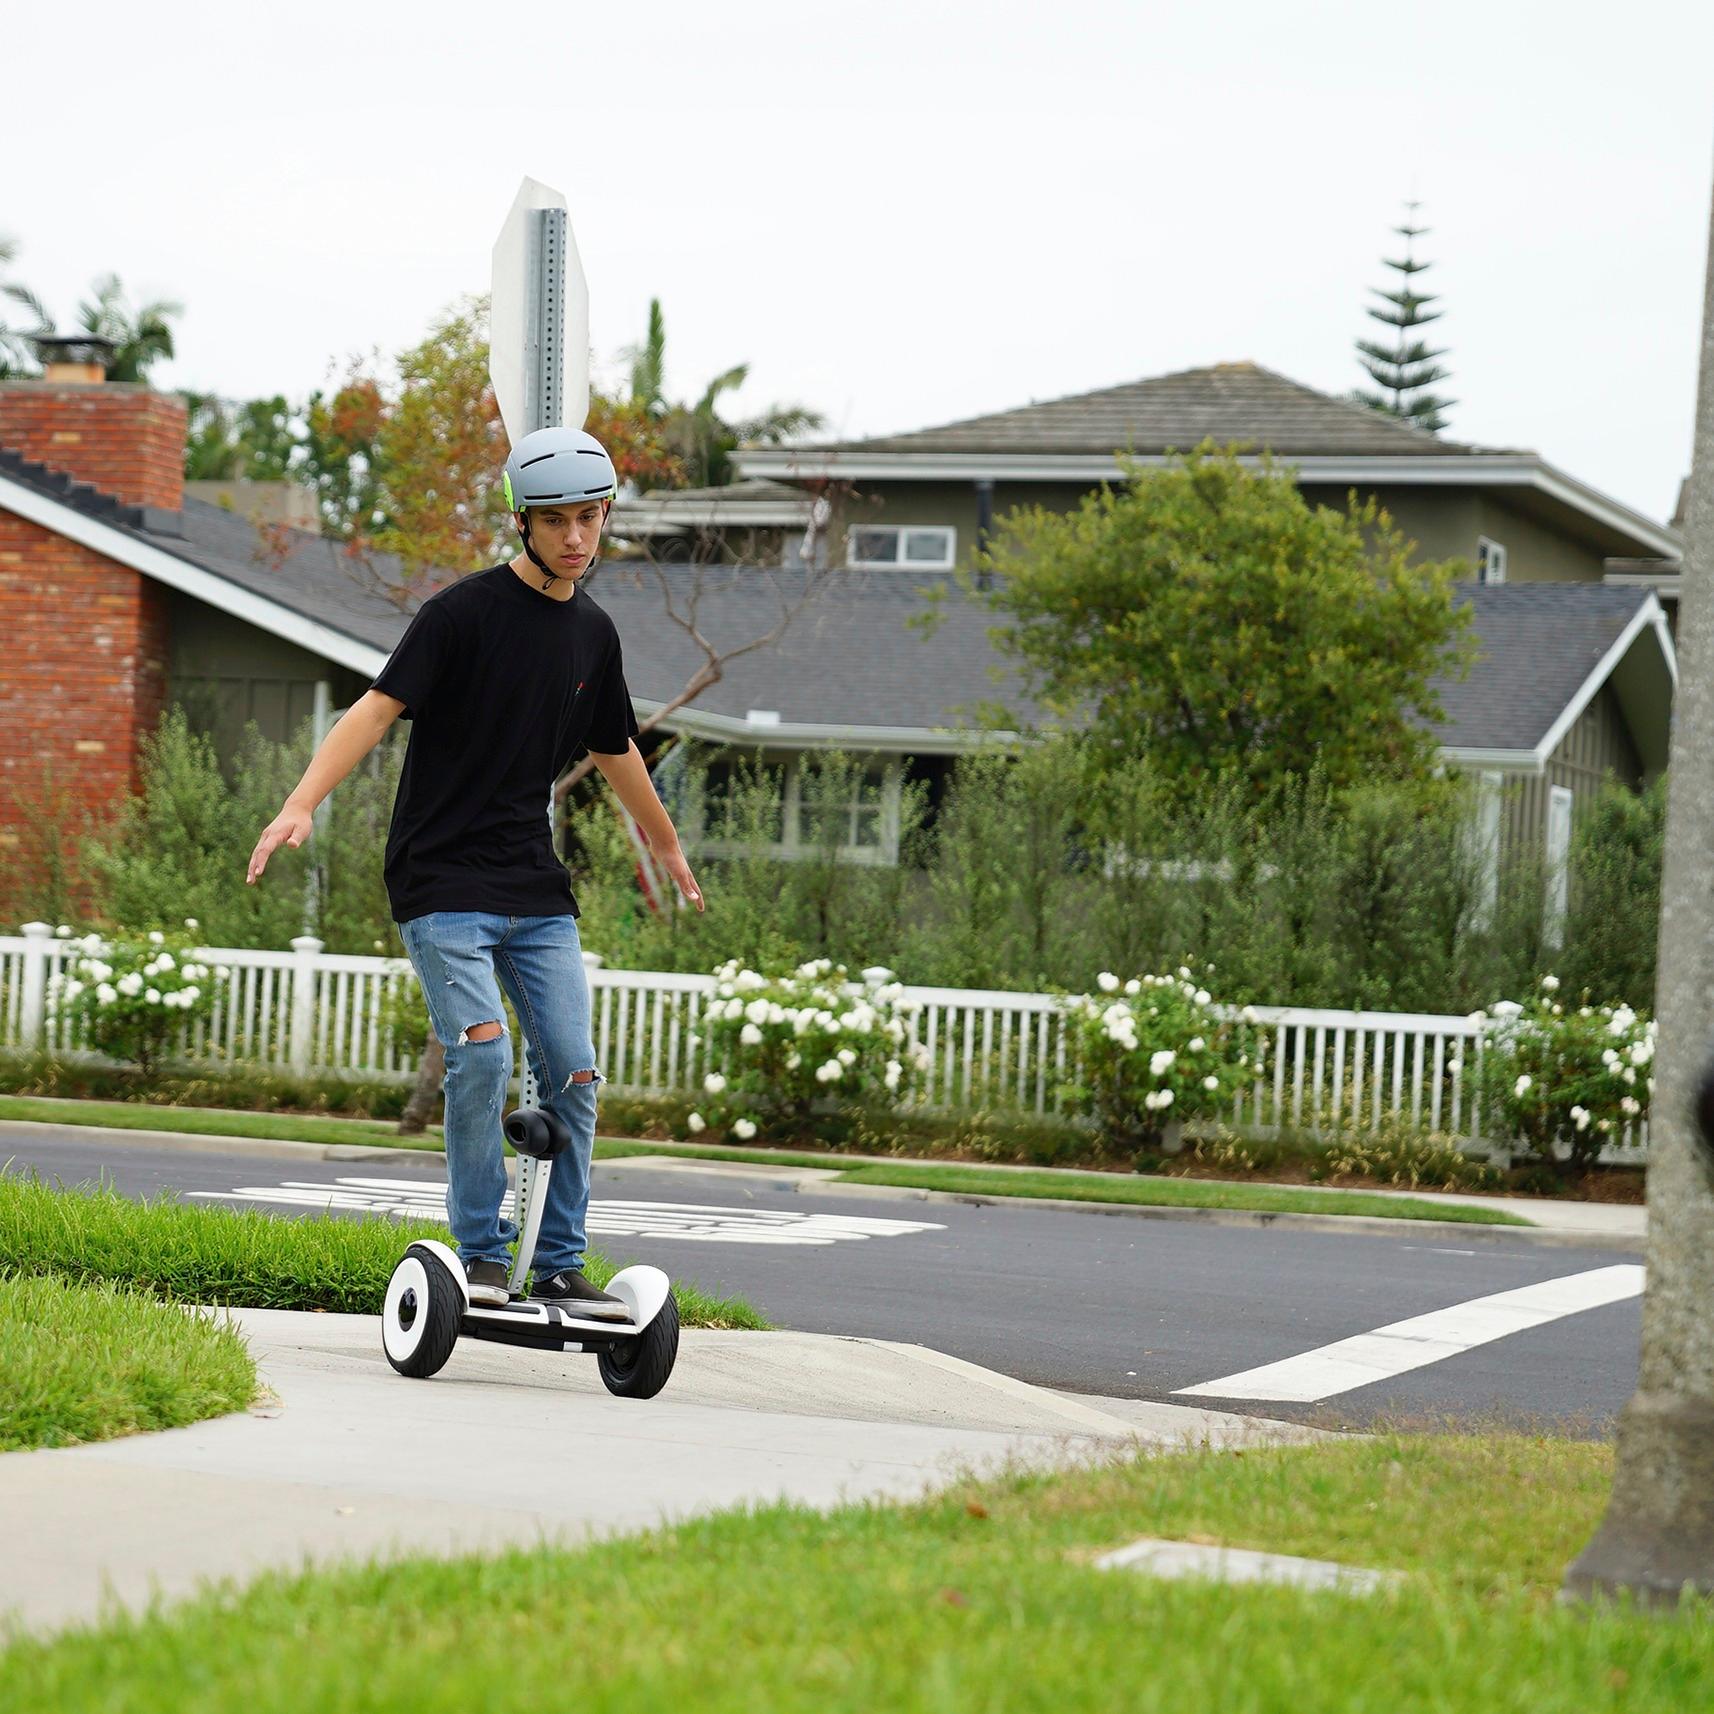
left=731, top=361, right=1682, bottom=600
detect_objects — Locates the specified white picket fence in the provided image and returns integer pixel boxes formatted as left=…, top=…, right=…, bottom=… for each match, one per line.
left=0, top=921, right=1540, bottom=1148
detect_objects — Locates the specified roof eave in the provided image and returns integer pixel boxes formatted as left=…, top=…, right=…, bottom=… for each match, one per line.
left=633, top=698, right=1024, bottom=753
left=734, top=448, right=1680, bottom=560
left=0, top=473, right=388, bottom=678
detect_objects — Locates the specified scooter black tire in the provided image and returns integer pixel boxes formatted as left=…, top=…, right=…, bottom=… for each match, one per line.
left=383, top=1243, right=464, bottom=1379
left=597, top=1290, right=680, bottom=1399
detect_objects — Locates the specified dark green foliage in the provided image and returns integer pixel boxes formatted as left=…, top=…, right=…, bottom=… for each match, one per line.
left=45, top=714, right=1661, bottom=1024
left=625, top=296, right=824, bottom=489
left=1558, top=776, right=1665, bottom=1011
left=74, top=704, right=402, bottom=956
left=1353, top=203, right=1455, bottom=433
left=970, top=447, right=1474, bottom=805
left=76, top=273, right=181, bottom=385
left=181, top=394, right=300, bottom=482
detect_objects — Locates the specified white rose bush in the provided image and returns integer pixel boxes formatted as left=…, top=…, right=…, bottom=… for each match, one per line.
left=44, top=920, right=228, bottom=1080
left=1059, top=967, right=1264, bottom=1159
left=683, top=958, right=929, bottom=1141
left=1472, top=976, right=1655, bottom=1172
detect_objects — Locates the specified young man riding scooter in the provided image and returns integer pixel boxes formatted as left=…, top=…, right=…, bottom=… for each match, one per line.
left=247, top=427, right=703, bottom=1310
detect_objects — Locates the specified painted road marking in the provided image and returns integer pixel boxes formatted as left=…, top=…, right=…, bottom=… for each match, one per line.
left=1174, top=1264, right=1645, bottom=1403
left=190, top=1178, right=944, bottom=1245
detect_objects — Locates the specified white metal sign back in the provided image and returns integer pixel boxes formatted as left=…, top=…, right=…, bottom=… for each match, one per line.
left=489, top=176, right=590, bottom=442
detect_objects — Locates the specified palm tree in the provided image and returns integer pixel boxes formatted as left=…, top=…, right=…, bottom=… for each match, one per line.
left=0, top=234, right=50, bottom=378
left=624, top=297, right=822, bottom=488
left=77, top=273, right=183, bottom=384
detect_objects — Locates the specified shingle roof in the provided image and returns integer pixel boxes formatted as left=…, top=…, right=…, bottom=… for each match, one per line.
left=1, top=445, right=426, bottom=656
left=583, top=563, right=1054, bottom=734
left=1428, top=583, right=1654, bottom=751
left=820, top=362, right=1511, bottom=459
left=4, top=442, right=1663, bottom=758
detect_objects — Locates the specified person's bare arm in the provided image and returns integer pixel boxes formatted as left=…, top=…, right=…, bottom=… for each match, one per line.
left=246, top=690, right=406, bottom=885
left=591, top=741, right=704, bottom=911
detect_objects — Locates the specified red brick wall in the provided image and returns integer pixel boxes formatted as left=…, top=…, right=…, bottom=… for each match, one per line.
left=0, top=384, right=181, bottom=923
left=0, top=383, right=185, bottom=512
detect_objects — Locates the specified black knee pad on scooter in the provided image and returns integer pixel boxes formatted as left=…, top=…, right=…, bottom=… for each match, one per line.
left=504, top=1105, right=573, bottom=1160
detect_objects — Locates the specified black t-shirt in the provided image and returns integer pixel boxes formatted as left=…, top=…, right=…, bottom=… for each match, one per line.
left=370, top=563, right=639, bottom=923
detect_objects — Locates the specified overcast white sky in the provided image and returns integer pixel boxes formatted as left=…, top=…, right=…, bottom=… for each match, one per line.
left=4, top=0, right=1710, bottom=523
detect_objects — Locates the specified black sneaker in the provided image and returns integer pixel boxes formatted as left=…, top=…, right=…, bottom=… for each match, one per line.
left=464, top=1258, right=510, bottom=1307
left=531, top=1269, right=631, bottom=1321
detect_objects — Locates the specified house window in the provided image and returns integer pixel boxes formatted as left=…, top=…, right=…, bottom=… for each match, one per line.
left=692, top=754, right=901, bottom=864
left=1477, top=537, right=1508, bottom=585
left=796, top=759, right=891, bottom=852
left=847, top=525, right=956, bottom=570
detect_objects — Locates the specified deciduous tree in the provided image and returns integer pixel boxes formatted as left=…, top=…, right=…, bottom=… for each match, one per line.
left=972, top=444, right=1475, bottom=804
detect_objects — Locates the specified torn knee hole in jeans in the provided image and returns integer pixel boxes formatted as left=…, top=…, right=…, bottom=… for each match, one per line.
left=455, top=1020, right=505, bottom=1046
left=561, top=1066, right=603, bottom=1091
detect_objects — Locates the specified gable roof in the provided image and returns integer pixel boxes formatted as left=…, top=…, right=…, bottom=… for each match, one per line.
left=736, top=362, right=1680, bottom=561
left=808, top=362, right=1496, bottom=460
left=1, top=447, right=402, bottom=678
left=1430, top=582, right=1676, bottom=772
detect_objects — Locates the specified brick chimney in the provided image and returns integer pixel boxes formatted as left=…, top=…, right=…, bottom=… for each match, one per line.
left=0, top=345, right=186, bottom=923
left=0, top=344, right=185, bottom=513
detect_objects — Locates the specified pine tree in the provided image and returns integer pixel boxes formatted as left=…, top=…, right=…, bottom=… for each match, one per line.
left=1354, top=203, right=1454, bottom=434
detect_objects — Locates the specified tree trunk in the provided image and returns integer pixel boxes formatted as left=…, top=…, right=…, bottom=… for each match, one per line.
left=1564, top=166, right=1714, bottom=1603
left=397, top=1035, right=444, bottom=1136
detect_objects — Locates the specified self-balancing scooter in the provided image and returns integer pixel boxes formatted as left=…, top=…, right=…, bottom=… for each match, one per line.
left=380, top=1103, right=679, bottom=1397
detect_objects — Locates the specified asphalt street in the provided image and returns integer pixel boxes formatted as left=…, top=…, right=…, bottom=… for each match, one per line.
left=3, top=1131, right=1643, bottom=1434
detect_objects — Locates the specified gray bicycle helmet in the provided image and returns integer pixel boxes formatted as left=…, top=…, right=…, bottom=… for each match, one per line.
left=502, top=427, right=618, bottom=511
left=502, top=427, right=618, bottom=589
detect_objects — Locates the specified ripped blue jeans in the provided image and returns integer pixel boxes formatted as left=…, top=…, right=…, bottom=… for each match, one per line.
left=398, top=911, right=600, bottom=1277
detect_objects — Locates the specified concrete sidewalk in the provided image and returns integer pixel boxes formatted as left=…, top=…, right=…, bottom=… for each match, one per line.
left=2, top=1308, right=1318, bottom=1637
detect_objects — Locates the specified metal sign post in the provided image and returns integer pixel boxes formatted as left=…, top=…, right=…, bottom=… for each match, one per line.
left=489, top=176, right=590, bottom=443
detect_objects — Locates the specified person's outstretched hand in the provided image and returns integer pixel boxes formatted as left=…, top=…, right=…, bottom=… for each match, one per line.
left=247, top=805, right=314, bottom=885
left=661, top=848, right=705, bottom=912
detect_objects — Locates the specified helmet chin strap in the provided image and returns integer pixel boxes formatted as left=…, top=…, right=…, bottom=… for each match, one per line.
left=517, top=513, right=562, bottom=591
left=516, top=500, right=611, bottom=593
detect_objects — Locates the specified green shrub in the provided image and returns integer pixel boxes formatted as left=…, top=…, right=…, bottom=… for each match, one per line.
left=686, top=958, right=928, bottom=1141
left=1058, top=967, right=1265, bottom=1157
left=1474, top=977, right=1655, bottom=1171
left=46, top=924, right=227, bottom=1080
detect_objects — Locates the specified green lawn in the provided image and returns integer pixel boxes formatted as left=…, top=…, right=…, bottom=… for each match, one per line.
left=0, top=1271, right=256, bottom=1451
left=0, top=1175, right=767, bottom=1328
left=835, top=1162, right=1533, bottom=1225
left=0, top=1092, right=444, bottom=1150
left=0, top=1094, right=1539, bottom=1226
left=2, top=1433, right=1703, bottom=1709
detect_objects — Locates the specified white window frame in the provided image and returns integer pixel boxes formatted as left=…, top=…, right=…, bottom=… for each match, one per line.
left=689, top=752, right=903, bottom=866
left=845, top=524, right=957, bottom=572
left=1469, top=770, right=1503, bottom=933
left=1544, top=784, right=1573, bottom=949
left=1477, top=536, right=1508, bottom=585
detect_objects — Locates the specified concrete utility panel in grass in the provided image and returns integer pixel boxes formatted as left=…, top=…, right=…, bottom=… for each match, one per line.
left=1095, top=1539, right=1400, bottom=1594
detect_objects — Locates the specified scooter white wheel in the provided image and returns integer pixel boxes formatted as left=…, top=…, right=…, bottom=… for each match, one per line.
left=382, top=1243, right=464, bottom=1378
left=597, top=1290, right=680, bottom=1399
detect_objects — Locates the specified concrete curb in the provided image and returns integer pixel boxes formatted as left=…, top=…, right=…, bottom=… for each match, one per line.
left=0, top=1118, right=1644, bottom=1251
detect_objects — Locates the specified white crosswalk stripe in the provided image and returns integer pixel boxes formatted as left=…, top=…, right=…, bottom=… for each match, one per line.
left=1174, top=1264, right=1646, bottom=1403
left=190, top=1177, right=944, bottom=1246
